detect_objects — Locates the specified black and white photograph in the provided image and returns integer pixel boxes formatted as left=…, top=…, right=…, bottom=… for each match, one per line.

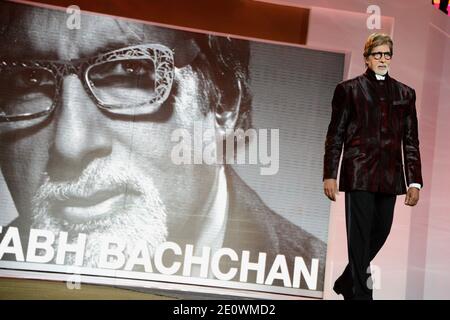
left=0, top=1, right=343, bottom=299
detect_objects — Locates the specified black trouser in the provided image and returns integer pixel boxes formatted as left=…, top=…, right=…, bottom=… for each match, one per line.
left=335, top=190, right=397, bottom=300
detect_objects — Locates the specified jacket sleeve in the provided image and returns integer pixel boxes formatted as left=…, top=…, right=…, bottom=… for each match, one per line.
left=403, top=89, right=423, bottom=188
left=323, top=83, right=350, bottom=181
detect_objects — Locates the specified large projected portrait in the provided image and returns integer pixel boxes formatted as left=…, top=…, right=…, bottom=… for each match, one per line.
left=0, top=1, right=343, bottom=298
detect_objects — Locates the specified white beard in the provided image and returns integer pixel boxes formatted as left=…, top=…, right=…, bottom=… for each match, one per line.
left=375, top=66, right=389, bottom=76
left=30, top=157, right=168, bottom=268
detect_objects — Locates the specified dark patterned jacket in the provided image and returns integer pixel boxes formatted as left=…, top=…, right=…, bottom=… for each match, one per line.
left=323, top=68, right=423, bottom=195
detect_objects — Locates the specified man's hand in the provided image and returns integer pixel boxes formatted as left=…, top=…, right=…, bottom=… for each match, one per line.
left=324, top=179, right=339, bottom=201
left=405, top=187, right=420, bottom=206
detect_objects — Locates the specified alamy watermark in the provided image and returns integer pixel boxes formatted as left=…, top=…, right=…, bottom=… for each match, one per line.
left=66, top=266, right=81, bottom=290
left=366, top=5, right=381, bottom=30
left=66, top=5, right=81, bottom=30
left=170, top=121, right=279, bottom=176
left=367, top=264, right=381, bottom=290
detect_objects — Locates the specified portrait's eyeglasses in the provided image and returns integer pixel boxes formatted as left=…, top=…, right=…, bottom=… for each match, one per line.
left=0, top=44, right=174, bottom=122
left=370, top=51, right=392, bottom=60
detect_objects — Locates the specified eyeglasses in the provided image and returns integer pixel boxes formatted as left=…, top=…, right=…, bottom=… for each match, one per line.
left=369, top=51, right=392, bottom=60
left=0, top=44, right=174, bottom=122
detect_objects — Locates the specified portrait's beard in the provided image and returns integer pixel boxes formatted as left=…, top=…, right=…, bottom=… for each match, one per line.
left=30, top=157, right=168, bottom=268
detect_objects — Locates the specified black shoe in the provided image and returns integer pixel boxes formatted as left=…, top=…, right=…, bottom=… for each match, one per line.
left=333, top=279, right=354, bottom=300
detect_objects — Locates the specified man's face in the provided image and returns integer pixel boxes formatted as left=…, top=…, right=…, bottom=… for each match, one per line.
left=365, top=44, right=392, bottom=75
left=0, top=6, right=218, bottom=265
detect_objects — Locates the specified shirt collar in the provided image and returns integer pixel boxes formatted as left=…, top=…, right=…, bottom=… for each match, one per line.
left=193, top=166, right=228, bottom=255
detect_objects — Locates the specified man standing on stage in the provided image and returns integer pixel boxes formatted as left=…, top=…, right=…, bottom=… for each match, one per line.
left=322, top=33, right=423, bottom=300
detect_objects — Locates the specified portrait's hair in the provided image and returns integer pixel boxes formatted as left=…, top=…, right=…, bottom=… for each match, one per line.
left=363, top=32, right=393, bottom=65
left=192, top=35, right=252, bottom=132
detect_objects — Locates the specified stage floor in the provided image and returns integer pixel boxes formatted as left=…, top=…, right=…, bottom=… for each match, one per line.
left=0, top=277, right=176, bottom=300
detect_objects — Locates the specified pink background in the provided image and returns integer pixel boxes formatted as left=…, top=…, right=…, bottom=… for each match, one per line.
left=254, top=0, right=449, bottom=299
